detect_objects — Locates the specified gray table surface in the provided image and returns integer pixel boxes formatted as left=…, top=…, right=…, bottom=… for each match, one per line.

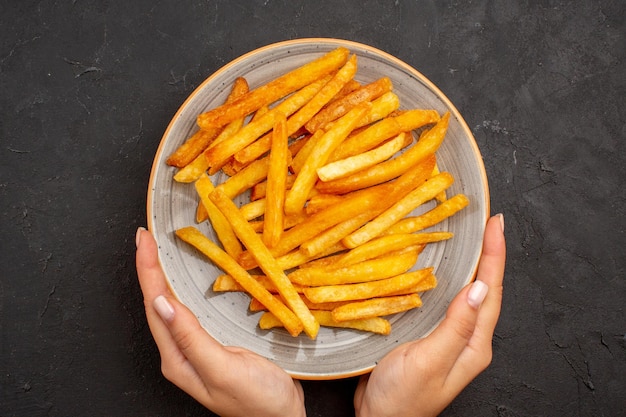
left=1, top=1, right=624, bottom=416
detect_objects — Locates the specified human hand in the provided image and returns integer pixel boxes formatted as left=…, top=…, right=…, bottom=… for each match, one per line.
left=135, top=227, right=306, bottom=417
left=354, top=214, right=506, bottom=417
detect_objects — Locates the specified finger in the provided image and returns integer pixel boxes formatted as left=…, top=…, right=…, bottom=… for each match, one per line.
left=473, top=213, right=506, bottom=337
left=447, top=214, right=505, bottom=369
left=407, top=215, right=505, bottom=375
left=135, top=228, right=213, bottom=402
left=443, top=214, right=506, bottom=393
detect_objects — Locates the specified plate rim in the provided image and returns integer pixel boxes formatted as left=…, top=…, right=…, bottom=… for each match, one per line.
left=146, top=37, right=490, bottom=380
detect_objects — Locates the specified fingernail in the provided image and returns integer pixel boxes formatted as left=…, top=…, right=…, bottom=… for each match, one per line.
left=496, top=213, right=505, bottom=233
left=135, top=227, right=147, bottom=248
left=467, top=280, right=489, bottom=309
left=154, top=295, right=175, bottom=322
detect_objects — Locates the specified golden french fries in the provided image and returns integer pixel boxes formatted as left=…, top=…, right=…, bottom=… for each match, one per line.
left=167, top=46, right=470, bottom=339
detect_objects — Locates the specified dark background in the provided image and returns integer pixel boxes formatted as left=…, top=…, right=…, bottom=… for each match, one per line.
left=1, top=1, right=624, bottom=416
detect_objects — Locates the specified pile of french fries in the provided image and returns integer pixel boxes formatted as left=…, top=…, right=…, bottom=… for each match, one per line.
left=167, top=47, right=469, bottom=339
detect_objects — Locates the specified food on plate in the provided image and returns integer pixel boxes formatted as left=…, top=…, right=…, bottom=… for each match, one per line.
left=166, top=47, right=469, bottom=338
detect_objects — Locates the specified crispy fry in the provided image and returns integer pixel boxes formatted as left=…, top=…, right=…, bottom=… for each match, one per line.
left=285, top=102, right=370, bottom=214
left=304, top=193, right=346, bottom=215
left=386, top=271, right=438, bottom=296
left=175, top=226, right=303, bottom=336
left=275, top=242, right=346, bottom=271
left=194, top=174, right=243, bottom=259
left=343, top=172, right=454, bottom=248
left=262, top=114, right=289, bottom=248
left=204, top=76, right=330, bottom=169
left=352, top=91, right=400, bottom=129
left=196, top=200, right=208, bottom=223
left=305, top=77, right=393, bottom=133
left=335, top=232, right=453, bottom=267
left=290, top=129, right=324, bottom=175
left=332, top=294, right=422, bottom=322
left=317, top=132, right=407, bottom=182
left=212, top=273, right=306, bottom=294
left=251, top=174, right=296, bottom=201
left=384, top=194, right=470, bottom=235
left=166, top=128, right=221, bottom=168
left=259, top=310, right=391, bottom=335
left=299, top=210, right=377, bottom=257
left=209, top=189, right=320, bottom=339
left=303, top=267, right=434, bottom=303
left=167, top=77, right=249, bottom=168
left=197, top=47, right=350, bottom=130
left=215, top=156, right=271, bottom=199
left=288, top=247, right=418, bottom=286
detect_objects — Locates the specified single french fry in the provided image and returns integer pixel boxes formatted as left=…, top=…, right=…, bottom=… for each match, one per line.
left=332, top=294, right=422, bottom=322
left=386, top=271, right=438, bottom=296
left=316, top=113, right=448, bottom=194
left=384, top=194, right=470, bottom=235
left=239, top=199, right=266, bottom=221
left=212, top=273, right=306, bottom=294
left=234, top=55, right=359, bottom=165
left=209, top=189, right=320, bottom=339
left=166, top=128, right=221, bottom=168
left=251, top=174, right=296, bottom=201
left=329, top=109, right=440, bottom=162
left=196, top=200, right=208, bottom=223
left=305, top=77, right=393, bottom=133
left=330, top=79, right=361, bottom=103
left=431, top=163, right=448, bottom=202
left=288, top=247, right=418, bottom=286
left=262, top=114, right=289, bottom=248
left=194, top=174, right=243, bottom=259
left=299, top=210, right=378, bottom=257
left=275, top=243, right=346, bottom=271
left=317, top=132, right=407, bottom=182
left=290, top=129, right=324, bottom=175
left=343, top=172, right=454, bottom=248
left=351, top=91, right=400, bottom=130
left=204, top=76, right=330, bottom=169
left=304, top=193, right=346, bottom=215
left=303, top=267, right=434, bottom=303
left=167, top=77, right=249, bottom=168
left=175, top=227, right=303, bottom=336
left=335, top=232, right=453, bottom=267
left=212, top=273, right=264, bottom=292
left=285, top=102, right=371, bottom=214
left=249, top=212, right=308, bottom=233
left=215, top=156, right=270, bottom=199
left=250, top=294, right=349, bottom=313
left=313, top=310, right=391, bottom=334
left=259, top=310, right=391, bottom=335
left=197, top=47, right=350, bottom=130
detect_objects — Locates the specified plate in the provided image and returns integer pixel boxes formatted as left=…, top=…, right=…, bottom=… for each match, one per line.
left=147, top=38, right=489, bottom=380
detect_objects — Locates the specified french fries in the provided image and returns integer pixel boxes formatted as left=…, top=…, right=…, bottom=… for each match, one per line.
left=166, top=46, right=470, bottom=339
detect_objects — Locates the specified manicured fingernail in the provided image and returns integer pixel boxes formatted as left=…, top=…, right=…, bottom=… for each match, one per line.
left=154, top=295, right=175, bottom=322
left=467, top=280, right=489, bottom=309
left=496, top=213, right=504, bottom=233
left=135, top=227, right=146, bottom=248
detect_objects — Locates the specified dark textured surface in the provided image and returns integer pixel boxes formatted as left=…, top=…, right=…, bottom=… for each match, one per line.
left=1, top=1, right=624, bottom=416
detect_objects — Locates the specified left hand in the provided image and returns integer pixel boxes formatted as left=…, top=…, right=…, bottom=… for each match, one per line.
left=135, top=227, right=306, bottom=417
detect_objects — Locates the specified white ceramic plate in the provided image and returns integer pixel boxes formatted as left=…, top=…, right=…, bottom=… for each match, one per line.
left=147, top=38, right=489, bottom=380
